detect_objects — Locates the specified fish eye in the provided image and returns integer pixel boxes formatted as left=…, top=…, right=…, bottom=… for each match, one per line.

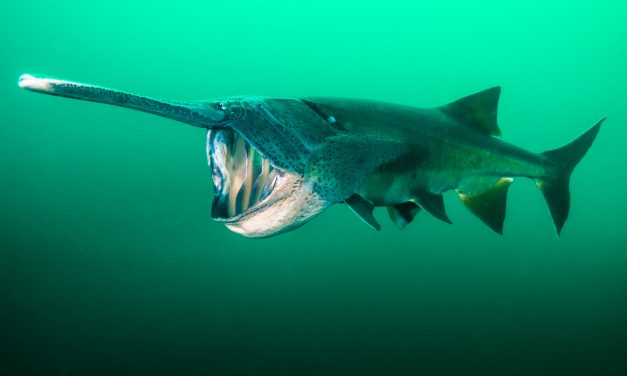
left=216, top=102, right=227, bottom=111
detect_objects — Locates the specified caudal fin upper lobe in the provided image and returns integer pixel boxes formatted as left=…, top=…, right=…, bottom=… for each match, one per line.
left=536, top=119, right=604, bottom=235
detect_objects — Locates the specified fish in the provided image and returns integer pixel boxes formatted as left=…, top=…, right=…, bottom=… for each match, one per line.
left=18, top=74, right=603, bottom=238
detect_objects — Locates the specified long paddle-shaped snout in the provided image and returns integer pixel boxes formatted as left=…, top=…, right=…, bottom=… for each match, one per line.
left=18, top=74, right=226, bottom=128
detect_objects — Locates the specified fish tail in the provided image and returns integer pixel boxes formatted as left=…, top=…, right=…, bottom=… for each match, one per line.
left=536, top=118, right=604, bottom=235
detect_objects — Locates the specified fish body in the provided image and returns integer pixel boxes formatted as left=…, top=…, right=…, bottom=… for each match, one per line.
left=303, top=95, right=546, bottom=202
left=19, top=74, right=602, bottom=237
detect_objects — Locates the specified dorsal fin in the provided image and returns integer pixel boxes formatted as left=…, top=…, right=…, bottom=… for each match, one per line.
left=345, top=194, right=381, bottom=231
left=441, top=87, right=502, bottom=137
left=457, top=177, right=513, bottom=234
left=387, top=202, right=421, bottom=229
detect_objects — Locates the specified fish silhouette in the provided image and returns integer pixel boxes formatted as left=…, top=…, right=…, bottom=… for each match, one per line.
left=19, top=74, right=602, bottom=238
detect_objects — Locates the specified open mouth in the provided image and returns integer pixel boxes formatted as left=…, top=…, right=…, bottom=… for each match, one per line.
left=207, top=129, right=280, bottom=220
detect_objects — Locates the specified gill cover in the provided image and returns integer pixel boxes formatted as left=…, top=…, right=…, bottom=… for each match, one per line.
left=213, top=98, right=409, bottom=237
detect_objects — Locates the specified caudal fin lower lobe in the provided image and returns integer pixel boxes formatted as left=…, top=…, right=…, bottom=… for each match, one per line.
left=536, top=118, right=604, bottom=235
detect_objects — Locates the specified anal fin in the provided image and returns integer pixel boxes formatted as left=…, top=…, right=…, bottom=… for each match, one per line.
left=387, top=202, right=421, bottom=230
left=457, top=178, right=513, bottom=234
left=345, top=194, right=381, bottom=231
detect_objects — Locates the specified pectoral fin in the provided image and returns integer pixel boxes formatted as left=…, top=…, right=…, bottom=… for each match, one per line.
left=345, top=194, right=381, bottom=231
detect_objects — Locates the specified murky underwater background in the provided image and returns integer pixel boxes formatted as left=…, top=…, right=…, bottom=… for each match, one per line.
left=1, top=1, right=626, bottom=375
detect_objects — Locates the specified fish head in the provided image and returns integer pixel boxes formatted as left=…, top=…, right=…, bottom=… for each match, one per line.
left=17, top=74, right=407, bottom=238
left=204, top=97, right=409, bottom=238
left=204, top=97, right=333, bottom=238
left=206, top=127, right=327, bottom=238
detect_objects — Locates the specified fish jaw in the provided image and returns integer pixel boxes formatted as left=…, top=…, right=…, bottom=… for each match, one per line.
left=223, top=174, right=327, bottom=238
left=207, top=128, right=329, bottom=238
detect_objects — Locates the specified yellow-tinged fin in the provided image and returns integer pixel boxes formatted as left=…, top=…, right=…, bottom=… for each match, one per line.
left=441, top=87, right=502, bottom=137
left=387, top=202, right=421, bottom=230
left=458, top=178, right=513, bottom=234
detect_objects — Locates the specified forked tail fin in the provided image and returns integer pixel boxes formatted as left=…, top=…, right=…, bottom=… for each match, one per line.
left=536, top=118, right=604, bottom=235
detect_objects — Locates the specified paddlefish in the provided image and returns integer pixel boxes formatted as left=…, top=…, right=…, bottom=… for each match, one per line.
left=18, top=74, right=603, bottom=238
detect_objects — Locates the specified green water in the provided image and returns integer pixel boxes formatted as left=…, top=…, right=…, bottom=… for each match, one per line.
left=1, top=1, right=626, bottom=375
